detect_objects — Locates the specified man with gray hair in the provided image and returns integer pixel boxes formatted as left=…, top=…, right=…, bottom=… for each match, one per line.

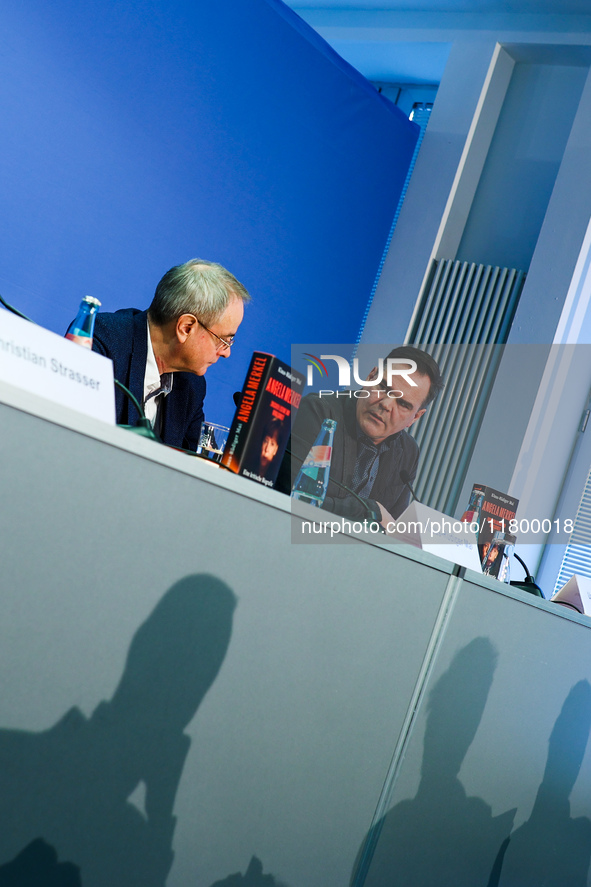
left=92, top=259, right=250, bottom=449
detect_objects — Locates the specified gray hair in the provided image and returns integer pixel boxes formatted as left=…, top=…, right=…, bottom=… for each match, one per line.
left=148, top=259, right=251, bottom=327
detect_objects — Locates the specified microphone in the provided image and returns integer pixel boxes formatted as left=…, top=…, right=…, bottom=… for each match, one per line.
left=400, top=469, right=421, bottom=504
left=233, top=391, right=243, bottom=408
left=114, top=378, right=162, bottom=443
left=0, top=293, right=34, bottom=323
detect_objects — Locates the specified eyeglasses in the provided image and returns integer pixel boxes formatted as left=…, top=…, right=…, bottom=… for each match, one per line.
left=197, top=319, right=235, bottom=352
left=371, top=380, right=403, bottom=398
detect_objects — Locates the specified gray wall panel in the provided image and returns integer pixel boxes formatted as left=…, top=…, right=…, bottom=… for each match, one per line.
left=0, top=399, right=452, bottom=887
left=362, top=579, right=591, bottom=887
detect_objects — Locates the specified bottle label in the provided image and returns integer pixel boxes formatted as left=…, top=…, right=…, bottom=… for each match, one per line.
left=65, top=333, right=93, bottom=348
left=303, top=445, right=332, bottom=467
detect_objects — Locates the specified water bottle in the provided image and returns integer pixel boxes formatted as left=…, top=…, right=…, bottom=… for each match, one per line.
left=461, top=487, right=485, bottom=524
left=482, top=530, right=515, bottom=583
left=291, top=418, right=336, bottom=507
left=65, top=296, right=101, bottom=348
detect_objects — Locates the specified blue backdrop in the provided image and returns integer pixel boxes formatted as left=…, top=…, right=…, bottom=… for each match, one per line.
left=0, top=0, right=419, bottom=425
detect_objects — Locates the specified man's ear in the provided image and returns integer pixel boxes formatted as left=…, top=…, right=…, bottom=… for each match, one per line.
left=176, top=314, right=197, bottom=343
left=407, top=408, right=426, bottom=428
left=367, top=366, right=379, bottom=381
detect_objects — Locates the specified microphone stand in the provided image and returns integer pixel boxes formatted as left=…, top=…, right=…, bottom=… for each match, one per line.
left=114, top=379, right=162, bottom=443
left=510, top=552, right=544, bottom=598
left=399, top=469, right=421, bottom=504
left=0, top=293, right=34, bottom=323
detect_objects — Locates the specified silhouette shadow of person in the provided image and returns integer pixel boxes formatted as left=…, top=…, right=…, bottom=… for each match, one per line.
left=0, top=837, right=81, bottom=887
left=352, top=637, right=516, bottom=887
left=208, top=854, right=288, bottom=887
left=0, top=573, right=236, bottom=887
left=495, top=679, right=591, bottom=887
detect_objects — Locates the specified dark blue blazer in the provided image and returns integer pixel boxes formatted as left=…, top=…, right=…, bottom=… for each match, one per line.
left=92, top=308, right=205, bottom=450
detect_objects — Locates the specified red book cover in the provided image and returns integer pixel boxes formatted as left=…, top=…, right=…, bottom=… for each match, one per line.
left=221, top=352, right=305, bottom=487
left=463, top=483, right=519, bottom=570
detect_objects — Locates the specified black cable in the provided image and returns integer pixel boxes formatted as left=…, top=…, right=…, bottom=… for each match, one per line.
left=553, top=600, right=583, bottom=614
left=114, top=378, right=146, bottom=422
left=510, top=552, right=544, bottom=598
left=400, top=468, right=421, bottom=504
left=513, top=552, right=533, bottom=582
left=113, top=378, right=164, bottom=443
left=0, top=294, right=34, bottom=323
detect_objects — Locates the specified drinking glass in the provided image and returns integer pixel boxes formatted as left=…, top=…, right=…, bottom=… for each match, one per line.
left=196, top=422, right=229, bottom=463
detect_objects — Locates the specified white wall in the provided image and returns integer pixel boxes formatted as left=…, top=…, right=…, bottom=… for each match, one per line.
left=294, top=9, right=591, bottom=580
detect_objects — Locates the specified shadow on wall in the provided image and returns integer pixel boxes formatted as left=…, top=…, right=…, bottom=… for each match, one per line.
left=209, top=855, right=289, bottom=887
left=352, top=636, right=516, bottom=887
left=0, top=573, right=236, bottom=887
left=0, top=837, right=81, bottom=886
left=494, top=679, right=591, bottom=887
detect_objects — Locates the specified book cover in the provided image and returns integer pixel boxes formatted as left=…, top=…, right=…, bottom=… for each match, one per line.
left=463, top=483, right=519, bottom=573
left=221, top=352, right=305, bottom=488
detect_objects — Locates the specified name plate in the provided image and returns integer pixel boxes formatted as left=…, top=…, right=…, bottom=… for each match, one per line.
left=387, top=501, right=482, bottom=572
left=552, top=575, right=591, bottom=615
left=0, top=309, right=115, bottom=423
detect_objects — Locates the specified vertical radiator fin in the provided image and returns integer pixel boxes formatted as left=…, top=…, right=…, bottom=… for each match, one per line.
left=407, top=258, right=525, bottom=514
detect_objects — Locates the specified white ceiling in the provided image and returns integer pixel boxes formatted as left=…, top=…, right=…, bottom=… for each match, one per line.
left=286, top=0, right=591, bottom=84
left=316, top=39, right=451, bottom=84
left=288, top=1, right=591, bottom=12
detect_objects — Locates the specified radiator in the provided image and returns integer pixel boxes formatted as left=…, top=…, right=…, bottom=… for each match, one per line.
left=406, top=259, right=526, bottom=514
